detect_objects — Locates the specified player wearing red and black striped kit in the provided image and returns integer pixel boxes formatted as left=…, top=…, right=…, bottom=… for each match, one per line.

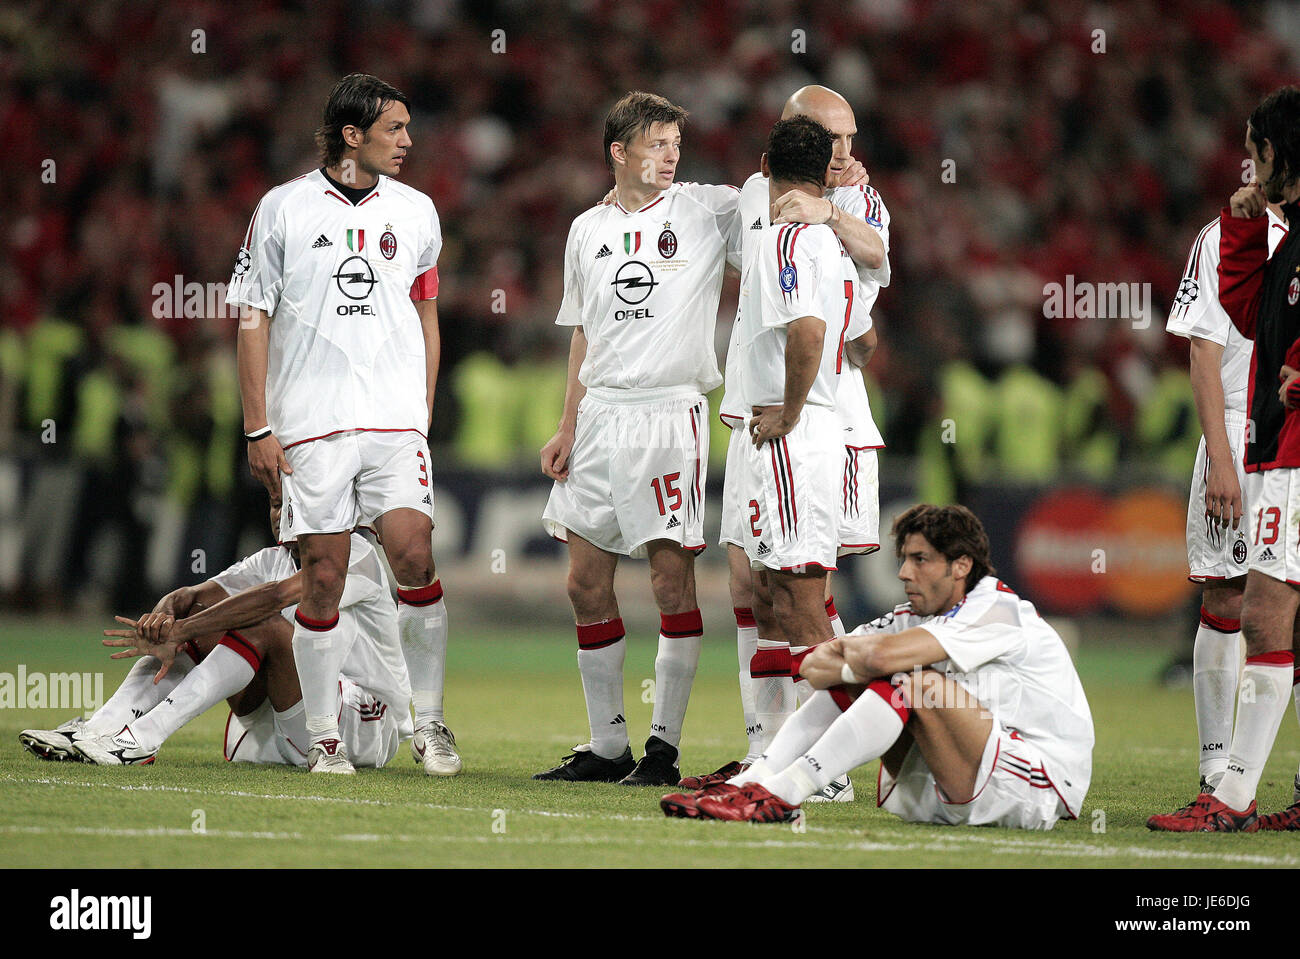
left=1150, top=86, right=1300, bottom=832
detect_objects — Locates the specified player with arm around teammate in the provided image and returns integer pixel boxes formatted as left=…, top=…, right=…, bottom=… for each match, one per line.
left=663, top=504, right=1094, bottom=828
left=230, top=74, right=456, bottom=775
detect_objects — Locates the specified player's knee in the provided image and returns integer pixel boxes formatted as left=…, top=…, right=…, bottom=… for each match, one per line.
left=1240, top=612, right=1285, bottom=657
left=566, top=569, right=613, bottom=618
left=649, top=569, right=692, bottom=614
left=301, top=560, right=347, bottom=605
left=1201, top=587, right=1243, bottom=622
left=389, top=549, right=434, bottom=590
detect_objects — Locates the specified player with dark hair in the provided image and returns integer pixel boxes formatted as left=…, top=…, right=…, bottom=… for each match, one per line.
left=1151, top=85, right=1300, bottom=831
left=536, top=91, right=739, bottom=785
left=229, top=73, right=457, bottom=776
left=662, top=505, right=1094, bottom=828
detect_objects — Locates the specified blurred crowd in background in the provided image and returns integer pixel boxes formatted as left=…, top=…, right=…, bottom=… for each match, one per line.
left=2, top=0, right=1298, bottom=610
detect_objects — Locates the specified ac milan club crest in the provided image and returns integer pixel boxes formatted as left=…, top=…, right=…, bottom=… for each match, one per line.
left=658, top=225, right=677, bottom=258
left=1233, top=537, right=1247, bottom=565
left=380, top=230, right=397, bottom=260
left=1289, top=276, right=1300, bottom=306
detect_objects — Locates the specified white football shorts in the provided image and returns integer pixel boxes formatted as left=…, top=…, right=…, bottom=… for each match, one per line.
left=1186, top=412, right=1251, bottom=581
left=740, top=405, right=840, bottom=573
left=280, top=429, right=435, bottom=540
left=543, top=387, right=708, bottom=558
left=719, top=421, right=749, bottom=549
left=839, top=446, right=881, bottom=556
left=1243, top=466, right=1300, bottom=584
left=223, top=676, right=401, bottom=769
left=877, top=720, right=1072, bottom=830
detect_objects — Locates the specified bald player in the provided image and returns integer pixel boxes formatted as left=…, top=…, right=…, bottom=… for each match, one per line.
left=683, top=86, right=891, bottom=796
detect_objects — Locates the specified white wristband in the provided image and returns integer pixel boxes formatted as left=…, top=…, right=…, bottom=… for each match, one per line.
left=245, top=427, right=272, bottom=442
left=841, top=662, right=859, bottom=685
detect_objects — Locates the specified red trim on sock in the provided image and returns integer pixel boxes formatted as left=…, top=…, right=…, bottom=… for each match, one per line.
left=397, top=579, right=444, bottom=606
left=868, top=679, right=910, bottom=723
left=660, top=608, right=703, bottom=638
left=750, top=646, right=791, bottom=679
left=733, top=607, right=756, bottom=628
left=294, top=610, right=338, bottom=632
left=181, top=640, right=202, bottom=664
left=790, top=648, right=810, bottom=680
left=1199, top=606, right=1241, bottom=633
left=1246, top=651, right=1295, bottom=667
left=576, top=618, right=625, bottom=650
left=824, top=596, right=838, bottom=619
left=829, top=687, right=857, bottom=711
left=1293, top=667, right=1300, bottom=687
left=219, top=631, right=261, bottom=672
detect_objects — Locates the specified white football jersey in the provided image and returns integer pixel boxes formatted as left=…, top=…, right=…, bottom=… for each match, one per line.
left=1166, top=208, right=1288, bottom=416
left=737, top=219, right=868, bottom=409
left=210, top=533, right=412, bottom=725
left=556, top=182, right=739, bottom=395
left=851, top=576, right=1094, bottom=817
left=720, top=172, right=887, bottom=448
left=226, top=170, right=442, bottom=448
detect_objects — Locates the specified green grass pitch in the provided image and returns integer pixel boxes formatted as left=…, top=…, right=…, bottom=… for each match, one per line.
left=2, top=617, right=1297, bottom=868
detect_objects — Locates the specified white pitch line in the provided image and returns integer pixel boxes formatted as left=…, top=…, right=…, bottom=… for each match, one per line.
left=0, top=824, right=386, bottom=842
left=4, top=772, right=1294, bottom=866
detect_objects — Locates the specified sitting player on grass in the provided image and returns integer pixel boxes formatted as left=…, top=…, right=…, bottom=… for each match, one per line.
left=19, top=504, right=415, bottom=773
left=661, top=504, right=1094, bottom=828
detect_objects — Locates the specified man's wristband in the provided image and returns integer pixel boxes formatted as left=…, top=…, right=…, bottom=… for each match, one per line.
left=244, top=427, right=272, bottom=442
left=841, top=662, right=859, bottom=685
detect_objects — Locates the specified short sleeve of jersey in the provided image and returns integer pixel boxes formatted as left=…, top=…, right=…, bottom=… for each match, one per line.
left=679, top=182, right=741, bottom=249
left=555, top=218, right=585, bottom=327
left=415, top=201, right=443, bottom=276
left=917, top=581, right=1027, bottom=672
left=225, top=195, right=286, bottom=316
left=758, top=225, right=827, bottom=329
left=338, top=534, right=385, bottom=610
left=1166, top=220, right=1228, bottom=345
left=833, top=185, right=891, bottom=288
left=847, top=605, right=912, bottom=637
left=209, top=547, right=283, bottom=597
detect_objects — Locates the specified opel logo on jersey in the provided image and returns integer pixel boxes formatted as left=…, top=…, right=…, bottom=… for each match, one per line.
left=611, top=260, right=658, bottom=304
left=658, top=228, right=677, bottom=258
left=333, top=255, right=377, bottom=300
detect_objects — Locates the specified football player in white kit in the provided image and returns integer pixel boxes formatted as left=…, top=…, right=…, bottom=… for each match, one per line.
left=21, top=505, right=412, bottom=771
left=228, top=75, right=457, bottom=776
left=536, top=92, right=739, bottom=785
left=662, top=505, right=1094, bottom=829
left=683, top=86, right=889, bottom=795
left=1163, top=203, right=1288, bottom=798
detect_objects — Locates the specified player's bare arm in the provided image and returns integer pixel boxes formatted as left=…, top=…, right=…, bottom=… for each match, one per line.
left=799, top=626, right=948, bottom=690
left=540, top=327, right=588, bottom=481
left=750, top=315, right=825, bottom=447
left=844, top=327, right=877, bottom=370
left=416, top=298, right=441, bottom=427
left=771, top=190, right=884, bottom=270
left=237, top=307, right=292, bottom=498
left=1188, top=336, right=1242, bottom=528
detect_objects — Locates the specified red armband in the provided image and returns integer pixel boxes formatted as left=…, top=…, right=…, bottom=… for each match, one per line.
left=410, top=267, right=439, bottom=301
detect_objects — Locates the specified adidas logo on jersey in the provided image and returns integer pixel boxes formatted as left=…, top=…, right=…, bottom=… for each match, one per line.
left=595, top=244, right=612, bottom=258
left=421, top=493, right=432, bottom=506
left=665, top=515, right=681, bottom=529
left=749, top=218, right=763, bottom=230
left=312, top=234, right=333, bottom=248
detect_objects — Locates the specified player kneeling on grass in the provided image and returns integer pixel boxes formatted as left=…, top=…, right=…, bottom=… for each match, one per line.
left=19, top=506, right=417, bottom=774
left=661, top=504, right=1094, bottom=827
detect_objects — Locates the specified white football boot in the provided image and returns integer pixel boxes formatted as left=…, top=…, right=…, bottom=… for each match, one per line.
left=307, top=738, right=356, bottom=774
left=412, top=721, right=462, bottom=776
left=19, top=717, right=92, bottom=761
left=73, top=727, right=158, bottom=766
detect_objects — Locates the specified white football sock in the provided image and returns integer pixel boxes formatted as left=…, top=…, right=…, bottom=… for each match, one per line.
left=792, top=644, right=814, bottom=706
left=732, top=689, right=844, bottom=785
left=86, top=653, right=194, bottom=735
left=760, top=685, right=906, bottom=806
left=273, top=700, right=308, bottom=765
left=649, top=610, right=703, bottom=753
left=576, top=618, right=628, bottom=759
left=1192, top=614, right=1240, bottom=785
left=128, top=641, right=256, bottom=753
left=1214, top=655, right=1293, bottom=811
left=397, top=580, right=449, bottom=727
left=735, top=608, right=762, bottom=764
left=751, top=639, right=795, bottom=751
left=292, top=611, right=357, bottom=748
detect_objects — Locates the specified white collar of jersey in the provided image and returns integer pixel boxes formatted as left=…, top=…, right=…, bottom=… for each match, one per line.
left=317, top=169, right=385, bottom=206
left=613, top=191, right=669, bottom=216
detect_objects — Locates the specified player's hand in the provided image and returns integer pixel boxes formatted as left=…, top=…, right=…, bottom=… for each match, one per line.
left=771, top=190, right=833, bottom=226
left=749, top=405, right=797, bottom=447
left=541, top=425, right=576, bottom=481
left=1229, top=182, right=1267, bottom=219
left=832, top=159, right=868, bottom=188
left=1279, top=364, right=1300, bottom=410
left=600, top=188, right=617, bottom=206
left=1204, top=455, right=1243, bottom=529
left=247, top=432, right=292, bottom=500
left=102, top=617, right=179, bottom=684
left=801, top=639, right=848, bottom=689
left=133, top=610, right=178, bottom=646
